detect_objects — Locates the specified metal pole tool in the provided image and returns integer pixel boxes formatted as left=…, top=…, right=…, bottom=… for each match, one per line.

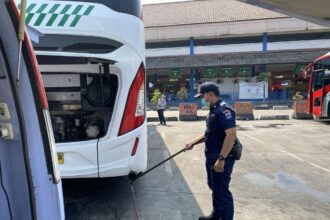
left=128, top=147, right=187, bottom=220
left=16, top=0, right=27, bottom=86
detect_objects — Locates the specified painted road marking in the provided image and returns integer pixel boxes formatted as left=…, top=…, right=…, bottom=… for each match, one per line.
left=280, top=150, right=330, bottom=173
left=241, top=133, right=330, bottom=173
left=241, top=133, right=264, bottom=145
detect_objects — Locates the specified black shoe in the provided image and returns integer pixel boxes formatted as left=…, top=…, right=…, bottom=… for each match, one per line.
left=198, top=213, right=221, bottom=220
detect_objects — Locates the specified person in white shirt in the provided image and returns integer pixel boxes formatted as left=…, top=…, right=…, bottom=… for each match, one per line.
left=157, top=94, right=167, bottom=125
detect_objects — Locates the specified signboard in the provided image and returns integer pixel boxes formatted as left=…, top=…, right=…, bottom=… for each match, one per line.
left=239, top=81, right=268, bottom=99
left=179, top=103, right=198, bottom=116
left=221, top=67, right=232, bottom=77
left=204, top=67, right=216, bottom=78
left=238, top=66, right=251, bottom=76
left=170, top=68, right=181, bottom=79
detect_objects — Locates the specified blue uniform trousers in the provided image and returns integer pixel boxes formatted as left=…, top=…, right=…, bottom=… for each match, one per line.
left=206, top=157, right=235, bottom=220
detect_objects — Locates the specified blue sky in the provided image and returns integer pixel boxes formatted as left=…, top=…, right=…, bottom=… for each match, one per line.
left=142, top=0, right=191, bottom=5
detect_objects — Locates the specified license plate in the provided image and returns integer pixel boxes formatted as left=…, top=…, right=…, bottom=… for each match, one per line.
left=57, top=153, right=64, bottom=164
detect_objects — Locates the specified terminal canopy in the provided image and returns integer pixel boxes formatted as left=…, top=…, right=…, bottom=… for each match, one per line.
left=238, top=0, right=330, bottom=27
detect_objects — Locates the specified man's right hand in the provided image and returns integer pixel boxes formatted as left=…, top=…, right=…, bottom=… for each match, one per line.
left=185, top=142, right=194, bottom=151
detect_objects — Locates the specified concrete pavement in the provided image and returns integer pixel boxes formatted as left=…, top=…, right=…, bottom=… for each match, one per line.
left=63, top=118, right=330, bottom=220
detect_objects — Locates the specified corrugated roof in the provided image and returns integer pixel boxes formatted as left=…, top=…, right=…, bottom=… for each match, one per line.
left=142, top=0, right=289, bottom=27
left=146, top=50, right=330, bottom=69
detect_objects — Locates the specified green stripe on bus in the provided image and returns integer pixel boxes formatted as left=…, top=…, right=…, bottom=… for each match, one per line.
left=34, top=13, right=46, bottom=26
left=46, top=14, right=59, bottom=26
left=26, top=4, right=37, bottom=13
left=70, top=15, right=81, bottom=27
left=60, top=5, right=72, bottom=14
left=25, top=13, right=34, bottom=25
left=36, top=4, right=48, bottom=13
left=49, top=4, right=60, bottom=13
left=83, top=5, right=94, bottom=15
left=59, top=14, right=70, bottom=26
left=72, top=5, right=83, bottom=15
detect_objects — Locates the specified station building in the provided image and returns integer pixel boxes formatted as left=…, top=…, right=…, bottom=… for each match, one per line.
left=142, top=0, right=330, bottom=104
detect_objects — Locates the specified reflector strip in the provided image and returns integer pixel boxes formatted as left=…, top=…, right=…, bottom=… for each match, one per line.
left=131, top=138, right=139, bottom=156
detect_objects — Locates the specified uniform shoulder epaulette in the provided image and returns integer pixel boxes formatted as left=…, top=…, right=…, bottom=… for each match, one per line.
left=215, top=102, right=235, bottom=115
left=214, top=102, right=227, bottom=114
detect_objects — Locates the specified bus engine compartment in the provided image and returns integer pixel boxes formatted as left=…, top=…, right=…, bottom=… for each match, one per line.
left=39, top=59, right=118, bottom=143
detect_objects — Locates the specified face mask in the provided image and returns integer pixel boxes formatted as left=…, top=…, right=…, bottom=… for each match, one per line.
left=201, top=97, right=210, bottom=107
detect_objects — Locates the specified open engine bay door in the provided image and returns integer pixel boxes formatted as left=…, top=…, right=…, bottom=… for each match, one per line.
left=0, top=0, right=64, bottom=218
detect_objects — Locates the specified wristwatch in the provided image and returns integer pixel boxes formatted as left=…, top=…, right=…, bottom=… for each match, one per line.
left=218, top=155, right=226, bottom=161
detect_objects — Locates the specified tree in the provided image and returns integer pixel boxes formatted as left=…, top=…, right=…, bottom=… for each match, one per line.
left=151, top=89, right=161, bottom=104
left=177, top=87, right=188, bottom=102
left=256, top=72, right=272, bottom=83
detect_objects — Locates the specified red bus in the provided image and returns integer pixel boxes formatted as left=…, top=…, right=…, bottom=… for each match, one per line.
left=304, top=52, right=330, bottom=119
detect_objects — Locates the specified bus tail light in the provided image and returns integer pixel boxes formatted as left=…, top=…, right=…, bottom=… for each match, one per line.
left=119, top=64, right=146, bottom=136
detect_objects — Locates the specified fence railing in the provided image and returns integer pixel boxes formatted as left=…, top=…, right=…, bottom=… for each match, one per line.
left=148, top=91, right=291, bottom=107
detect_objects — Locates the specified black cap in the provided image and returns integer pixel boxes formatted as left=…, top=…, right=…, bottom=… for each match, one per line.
left=194, top=82, right=219, bottom=98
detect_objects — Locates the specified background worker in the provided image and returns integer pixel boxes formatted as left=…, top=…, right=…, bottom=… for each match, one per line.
left=186, top=82, right=237, bottom=220
left=157, top=94, right=167, bottom=125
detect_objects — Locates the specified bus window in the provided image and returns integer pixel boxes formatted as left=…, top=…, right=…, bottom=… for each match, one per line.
left=33, top=34, right=122, bottom=54
left=57, top=0, right=141, bottom=18
left=324, top=70, right=330, bottom=86
left=312, top=70, right=323, bottom=91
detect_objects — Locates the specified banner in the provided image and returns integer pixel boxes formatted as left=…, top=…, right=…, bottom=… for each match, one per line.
left=239, top=81, right=268, bottom=99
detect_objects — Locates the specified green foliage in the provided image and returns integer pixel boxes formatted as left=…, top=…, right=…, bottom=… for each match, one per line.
left=177, top=87, right=188, bottom=102
left=151, top=89, right=161, bottom=104
left=256, top=72, right=272, bottom=82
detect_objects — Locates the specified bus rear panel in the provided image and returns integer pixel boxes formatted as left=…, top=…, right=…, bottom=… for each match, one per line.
left=26, top=0, right=147, bottom=178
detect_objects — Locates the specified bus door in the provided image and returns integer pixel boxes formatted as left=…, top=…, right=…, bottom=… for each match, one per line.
left=305, top=64, right=313, bottom=113
left=310, top=68, right=324, bottom=117
left=322, top=70, right=330, bottom=117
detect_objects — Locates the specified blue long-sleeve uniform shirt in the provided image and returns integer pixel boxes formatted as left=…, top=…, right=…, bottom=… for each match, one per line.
left=204, top=99, right=236, bottom=158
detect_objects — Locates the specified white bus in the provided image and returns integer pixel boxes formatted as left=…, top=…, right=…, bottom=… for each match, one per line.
left=22, top=0, right=147, bottom=178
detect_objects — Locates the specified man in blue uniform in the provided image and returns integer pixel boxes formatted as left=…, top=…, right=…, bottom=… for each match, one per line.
left=186, top=82, right=237, bottom=220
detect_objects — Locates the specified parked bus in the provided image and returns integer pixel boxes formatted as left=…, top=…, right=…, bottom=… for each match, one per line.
left=0, top=0, right=64, bottom=219
left=21, top=0, right=147, bottom=178
left=304, top=52, right=330, bottom=119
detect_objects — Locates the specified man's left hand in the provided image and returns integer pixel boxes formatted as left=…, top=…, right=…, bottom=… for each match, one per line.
left=214, top=159, right=225, bottom=173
